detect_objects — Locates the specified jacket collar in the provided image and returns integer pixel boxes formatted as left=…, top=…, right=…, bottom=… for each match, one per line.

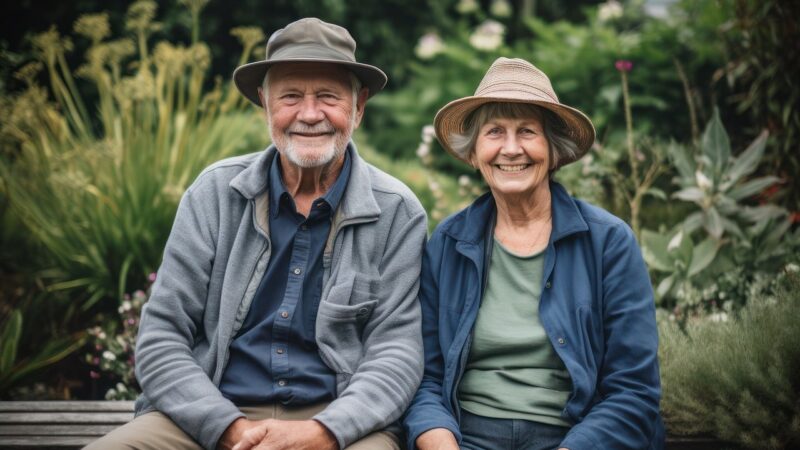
left=443, top=180, right=589, bottom=245
left=229, top=142, right=380, bottom=223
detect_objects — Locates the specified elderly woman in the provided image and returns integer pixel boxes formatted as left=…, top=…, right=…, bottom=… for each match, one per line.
left=403, top=58, right=663, bottom=450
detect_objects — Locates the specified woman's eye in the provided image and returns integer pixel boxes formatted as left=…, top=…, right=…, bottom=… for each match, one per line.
left=486, top=127, right=502, bottom=135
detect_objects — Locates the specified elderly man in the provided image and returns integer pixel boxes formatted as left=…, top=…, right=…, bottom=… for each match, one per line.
left=87, top=17, right=427, bottom=450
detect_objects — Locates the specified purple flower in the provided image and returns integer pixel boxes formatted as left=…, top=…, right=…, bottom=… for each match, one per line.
left=615, top=60, right=633, bottom=72
left=90, top=370, right=101, bottom=379
left=148, top=272, right=157, bottom=283
left=127, top=318, right=136, bottom=326
left=93, top=357, right=101, bottom=365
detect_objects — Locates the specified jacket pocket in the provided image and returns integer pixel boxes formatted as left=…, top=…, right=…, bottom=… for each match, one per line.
left=316, top=274, right=378, bottom=375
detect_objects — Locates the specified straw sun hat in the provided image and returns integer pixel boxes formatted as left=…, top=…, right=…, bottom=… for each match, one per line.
left=434, top=57, right=595, bottom=166
left=233, top=18, right=387, bottom=107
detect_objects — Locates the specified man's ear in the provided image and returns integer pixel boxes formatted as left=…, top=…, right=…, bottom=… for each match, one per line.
left=353, top=87, right=369, bottom=128
left=257, top=87, right=270, bottom=119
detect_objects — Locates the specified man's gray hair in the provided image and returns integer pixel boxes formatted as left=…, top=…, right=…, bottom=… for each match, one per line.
left=261, top=69, right=362, bottom=108
left=449, top=102, right=579, bottom=171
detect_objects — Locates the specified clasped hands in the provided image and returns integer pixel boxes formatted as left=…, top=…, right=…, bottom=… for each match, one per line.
left=218, top=417, right=338, bottom=450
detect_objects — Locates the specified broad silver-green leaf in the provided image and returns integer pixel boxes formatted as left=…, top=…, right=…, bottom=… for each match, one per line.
left=681, top=212, right=704, bottom=234
left=645, top=187, right=667, bottom=200
left=725, top=130, right=768, bottom=187
left=641, top=229, right=675, bottom=272
left=701, top=107, right=731, bottom=176
left=729, top=176, right=781, bottom=200
left=656, top=274, right=676, bottom=299
left=666, top=141, right=696, bottom=182
left=688, top=238, right=719, bottom=276
left=673, top=187, right=705, bottom=203
left=705, top=206, right=724, bottom=239
left=739, top=204, right=788, bottom=223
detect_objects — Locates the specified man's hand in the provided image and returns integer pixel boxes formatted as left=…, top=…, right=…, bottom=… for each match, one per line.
left=218, top=418, right=262, bottom=450
left=232, top=419, right=338, bottom=450
left=415, top=428, right=459, bottom=450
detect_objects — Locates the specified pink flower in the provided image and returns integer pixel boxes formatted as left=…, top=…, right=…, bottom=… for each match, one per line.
left=147, top=272, right=157, bottom=283
left=90, top=370, right=101, bottom=379
left=615, top=60, right=633, bottom=72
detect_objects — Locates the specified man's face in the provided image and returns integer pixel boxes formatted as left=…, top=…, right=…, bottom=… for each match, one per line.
left=259, top=62, right=368, bottom=169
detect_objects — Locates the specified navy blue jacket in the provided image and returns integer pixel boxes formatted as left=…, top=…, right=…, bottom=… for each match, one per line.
left=403, top=182, right=664, bottom=450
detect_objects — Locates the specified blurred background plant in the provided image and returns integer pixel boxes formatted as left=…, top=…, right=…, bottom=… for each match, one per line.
left=1, top=0, right=798, bottom=445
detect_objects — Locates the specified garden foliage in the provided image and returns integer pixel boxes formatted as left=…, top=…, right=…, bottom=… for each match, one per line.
left=659, top=275, right=800, bottom=449
left=0, top=1, right=798, bottom=445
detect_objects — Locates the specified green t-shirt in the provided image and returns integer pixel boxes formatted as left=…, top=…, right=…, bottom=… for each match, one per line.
left=458, top=238, right=572, bottom=427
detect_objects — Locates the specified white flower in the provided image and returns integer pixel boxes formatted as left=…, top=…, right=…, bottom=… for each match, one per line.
left=416, top=143, right=430, bottom=159
left=490, top=0, right=512, bottom=18
left=121, top=300, right=133, bottom=311
left=469, top=20, right=505, bottom=51
left=709, top=312, right=729, bottom=323
left=421, top=125, right=436, bottom=144
left=102, top=351, right=117, bottom=361
left=786, top=263, right=800, bottom=273
left=695, top=170, right=713, bottom=191
left=456, top=0, right=479, bottom=14
left=598, top=0, right=623, bottom=22
left=415, top=32, right=445, bottom=60
left=458, top=175, right=471, bottom=187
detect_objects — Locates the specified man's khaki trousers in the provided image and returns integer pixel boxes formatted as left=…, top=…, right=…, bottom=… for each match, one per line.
left=84, top=402, right=400, bottom=450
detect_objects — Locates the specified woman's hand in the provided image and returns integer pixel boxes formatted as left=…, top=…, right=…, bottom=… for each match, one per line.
left=416, top=428, right=459, bottom=450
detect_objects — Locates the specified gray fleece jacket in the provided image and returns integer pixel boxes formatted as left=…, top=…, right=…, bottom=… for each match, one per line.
left=133, top=143, right=427, bottom=450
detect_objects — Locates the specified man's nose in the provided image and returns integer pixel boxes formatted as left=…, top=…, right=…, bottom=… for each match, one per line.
left=297, top=95, right=325, bottom=123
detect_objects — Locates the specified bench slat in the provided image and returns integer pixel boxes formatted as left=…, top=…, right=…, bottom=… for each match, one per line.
left=0, top=401, right=134, bottom=412
left=0, top=435, right=97, bottom=447
left=0, top=412, right=133, bottom=424
left=0, top=424, right=121, bottom=436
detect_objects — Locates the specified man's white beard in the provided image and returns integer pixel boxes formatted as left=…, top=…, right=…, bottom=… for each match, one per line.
left=273, top=119, right=353, bottom=169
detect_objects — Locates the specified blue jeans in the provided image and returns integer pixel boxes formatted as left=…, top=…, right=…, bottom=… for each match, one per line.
left=460, top=409, right=569, bottom=450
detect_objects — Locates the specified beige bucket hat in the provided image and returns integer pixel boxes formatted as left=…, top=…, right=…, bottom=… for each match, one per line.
left=233, top=17, right=387, bottom=107
left=434, top=57, right=595, bottom=166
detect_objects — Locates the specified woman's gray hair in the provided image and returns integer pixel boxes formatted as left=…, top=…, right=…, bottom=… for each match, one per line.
left=449, top=102, right=579, bottom=171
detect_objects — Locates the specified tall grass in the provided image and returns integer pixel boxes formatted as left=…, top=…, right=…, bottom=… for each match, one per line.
left=0, top=2, right=267, bottom=312
left=659, top=274, right=800, bottom=449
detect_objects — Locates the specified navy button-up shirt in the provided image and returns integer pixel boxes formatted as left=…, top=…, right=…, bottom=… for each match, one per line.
left=219, top=151, right=351, bottom=405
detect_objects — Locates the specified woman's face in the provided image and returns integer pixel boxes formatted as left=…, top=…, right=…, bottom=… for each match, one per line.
left=470, top=114, right=550, bottom=198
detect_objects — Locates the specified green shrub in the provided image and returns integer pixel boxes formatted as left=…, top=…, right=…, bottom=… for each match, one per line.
left=659, top=274, right=800, bottom=449
left=0, top=3, right=267, bottom=313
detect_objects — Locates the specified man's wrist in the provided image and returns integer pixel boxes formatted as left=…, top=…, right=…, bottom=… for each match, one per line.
left=312, top=419, right=339, bottom=450
left=218, top=417, right=248, bottom=450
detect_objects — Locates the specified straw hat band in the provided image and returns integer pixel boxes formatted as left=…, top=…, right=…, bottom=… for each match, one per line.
left=475, top=81, right=559, bottom=103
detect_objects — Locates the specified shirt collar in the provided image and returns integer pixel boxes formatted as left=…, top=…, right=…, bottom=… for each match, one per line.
left=268, top=150, right=352, bottom=219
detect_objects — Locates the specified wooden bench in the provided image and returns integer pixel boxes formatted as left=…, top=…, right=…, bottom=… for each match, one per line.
left=0, top=401, right=737, bottom=449
left=0, top=401, right=134, bottom=449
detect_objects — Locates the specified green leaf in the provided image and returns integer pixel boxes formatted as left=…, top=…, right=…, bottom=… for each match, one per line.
left=641, top=229, right=675, bottom=272
left=688, top=238, right=719, bottom=276
left=0, top=310, right=23, bottom=375
left=645, top=187, right=667, bottom=200
left=739, top=204, right=788, bottom=223
left=701, top=107, right=731, bottom=176
left=673, top=187, right=705, bottom=203
left=728, top=176, right=781, bottom=200
left=656, top=274, right=676, bottom=299
left=667, top=141, right=696, bottom=182
left=705, top=207, right=724, bottom=239
left=682, top=212, right=704, bottom=234
left=725, top=130, right=768, bottom=187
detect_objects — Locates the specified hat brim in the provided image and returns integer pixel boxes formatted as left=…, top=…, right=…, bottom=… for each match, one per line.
left=434, top=94, right=596, bottom=168
left=233, top=59, right=388, bottom=107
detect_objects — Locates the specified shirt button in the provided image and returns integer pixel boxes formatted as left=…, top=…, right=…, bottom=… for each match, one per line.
left=546, top=281, right=552, bottom=289
left=276, top=348, right=284, bottom=354
left=280, top=311, right=289, bottom=319
left=300, top=224, right=308, bottom=231
left=558, top=337, right=566, bottom=345
left=277, top=380, right=286, bottom=387
left=293, top=267, right=302, bottom=275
